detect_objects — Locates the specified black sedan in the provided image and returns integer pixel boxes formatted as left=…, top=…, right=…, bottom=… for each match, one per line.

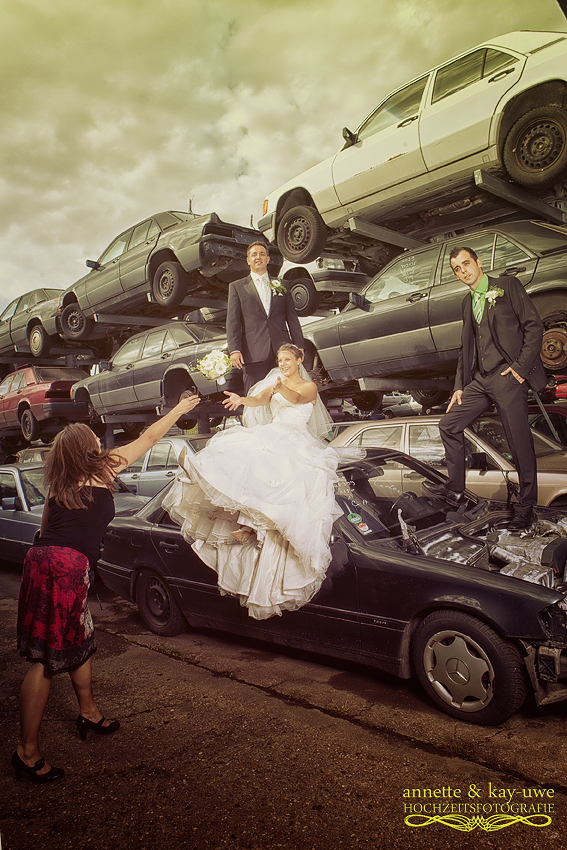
left=57, top=210, right=282, bottom=345
left=98, top=448, right=567, bottom=726
left=70, top=322, right=243, bottom=419
left=303, top=220, right=567, bottom=408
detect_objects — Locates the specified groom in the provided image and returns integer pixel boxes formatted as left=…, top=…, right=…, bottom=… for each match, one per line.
left=226, top=241, right=304, bottom=393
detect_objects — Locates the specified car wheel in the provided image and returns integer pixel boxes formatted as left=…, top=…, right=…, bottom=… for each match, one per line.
left=289, top=278, right=322, bottom=316
left=352, top=391, right=383, bottom=412
left=152, top=261, right=189, bottom=309
left=20, top=408, right=41, bottom=442
left=136, top=568, right=187, bottom=636
left=89, top=337, right=114, bottom=359
left=277, top=205, right=328, bottom=264
left=410, top=388, right=450, bottom=407
left=121, top=421, right=145, bottom=438
left=60, top=303, right=94, bottom=341
left=28, top=323, right=52, bottom=357
left=412, top=611, right=527, bottom=725
left=503, top=106, right=567, bottom=188
left=531, top=294, right=567, bottom=373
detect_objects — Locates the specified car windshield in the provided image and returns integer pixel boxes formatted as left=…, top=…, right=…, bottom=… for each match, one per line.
left=470, top=416, right=564, bottom=459
left=20, top=468, right=48, bottom=508
left=34, top=367, right=87, bottom=382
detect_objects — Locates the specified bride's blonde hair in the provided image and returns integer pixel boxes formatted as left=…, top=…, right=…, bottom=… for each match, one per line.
left=277, top=343, right=303, bottom=360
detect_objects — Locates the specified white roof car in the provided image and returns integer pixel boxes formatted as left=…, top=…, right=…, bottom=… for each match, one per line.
left=259, top=31, right=567, bottom=264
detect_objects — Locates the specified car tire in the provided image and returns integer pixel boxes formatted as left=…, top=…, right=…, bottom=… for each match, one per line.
left=20, top=408, right=41, bottom=442
left=352, top=391, right=383, bottom=412
left=152, top=261, right=189, bottom=309
left=410, top=388, right=450, bottom=407
left=503, top=106, right=567, bottom=188
left=532, top=293, right=567, bottom=373
left=89, top=337, right=114, bottom=359
left=277, top=205, right=328, bottom=264
left=28, top=323, right=52, bottom=357
left=121, top=421, right=145, bottom=438
left=412, top=611, right=527, bottom=725
left=289, top=277, right=322, bottom=316
left=60, top=303, right=94, bottom=341
left=136, top=568, right=187, bottom=636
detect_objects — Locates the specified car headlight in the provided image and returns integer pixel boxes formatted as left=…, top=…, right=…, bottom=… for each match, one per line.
left=317, top=258, right=346, bottom=271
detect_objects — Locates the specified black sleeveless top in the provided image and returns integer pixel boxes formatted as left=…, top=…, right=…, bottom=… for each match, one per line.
left=34, top=487, right=115, bottom=566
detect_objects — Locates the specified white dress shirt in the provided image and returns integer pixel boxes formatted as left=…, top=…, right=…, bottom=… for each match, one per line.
left=251, top=272, right=272, bottom=315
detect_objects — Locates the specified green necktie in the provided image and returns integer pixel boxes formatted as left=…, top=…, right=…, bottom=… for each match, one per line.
left=472, top=291, right=484, bottom=324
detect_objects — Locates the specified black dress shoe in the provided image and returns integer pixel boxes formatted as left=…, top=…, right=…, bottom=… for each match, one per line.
left=423, top=481, right=464, bottom=506
left=508, top=507, right=535, bottom=531
left=11, top=751, right=64, bottom=783
left=77, top=715, right=120, bottom=740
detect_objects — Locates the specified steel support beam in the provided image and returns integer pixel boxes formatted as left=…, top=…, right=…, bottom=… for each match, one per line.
left=474, top=169, right=567, bottom=225
left=347, top=218, right=427, bottom=249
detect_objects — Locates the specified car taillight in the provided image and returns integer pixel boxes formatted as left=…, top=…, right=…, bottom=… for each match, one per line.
left=262, top=200, right=268, bottom=216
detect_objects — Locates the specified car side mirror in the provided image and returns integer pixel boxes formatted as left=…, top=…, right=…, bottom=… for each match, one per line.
left=86, top=259, right=102, bottom=270
left=1, top=496, right=23, bottom=511
left=349, top=292, right=367, bottom=310
left=467, top=451, right=489, bottom=471
left=342, top=127, right=358, bottom=148
left=99, top=360, right=111, bottom=371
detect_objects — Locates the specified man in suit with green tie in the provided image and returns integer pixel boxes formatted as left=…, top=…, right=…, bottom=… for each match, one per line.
left=426, top=246, right=546, bottom=530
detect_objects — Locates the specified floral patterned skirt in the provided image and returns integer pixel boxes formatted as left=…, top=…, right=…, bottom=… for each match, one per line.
left=17, top=545, right=96, bottom=674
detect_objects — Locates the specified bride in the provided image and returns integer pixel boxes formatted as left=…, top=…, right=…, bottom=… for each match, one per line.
left=163, top=344, right=342, bottom=620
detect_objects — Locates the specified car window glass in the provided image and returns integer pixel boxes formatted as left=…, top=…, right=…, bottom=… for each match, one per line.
left=408, top=423, right=446, bottom=466
left=34, top=367, right=87, bottom=382
left=19, top=469, right=47, bottom=507
left=147, top=442, right=172, bottom=470
left=99, top=233, right=131, bottom=265
left=15, top=293, right=33, bottom=313
left=166, top=445, right=180, bottom=468
left=128, top=221, right=151, bottom=250
left=141, top=330, right=168, bottom=359
left=432, top=49, right=485, bottom=103
left=470, top=417, right=561, bottom=460
left=439, top=233, right=496, bottom=286
left=0, top=298, right=19, bottom=322
left=356, top=425, right=403, bottom=449
left=483, top=49, right=518, bottom=77
left=112, top=336, right=144, bottom=368
left=45, top=289, right=62, bottom=300
left=162, top=331, right=176, bottom=354
left=0, top=375, right=14, bottom=394
left=492, top=236, right=531, bottom=270
left=147, top=219, right=161, bottom=239
left=357, top=76, right=428, bottom=141
left=365, top=250, right=435, bottom=303
left=0, top=472, right=18, bottom=502
left=27, top=291, right=41, bottom=307
left=9, top=372, right=26, bottom=391
left=124, top=455, right=145, bottom=473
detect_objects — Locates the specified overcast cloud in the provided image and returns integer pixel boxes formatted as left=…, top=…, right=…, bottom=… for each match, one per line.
left=0, top=0, right=565, bottom=310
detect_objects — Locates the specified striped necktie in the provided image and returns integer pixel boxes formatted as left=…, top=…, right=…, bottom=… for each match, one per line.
left=472, top=291, right=484, bottom=324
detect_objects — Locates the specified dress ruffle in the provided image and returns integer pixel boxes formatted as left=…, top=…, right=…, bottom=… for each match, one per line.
left=163, top=394, right=342, bottom=619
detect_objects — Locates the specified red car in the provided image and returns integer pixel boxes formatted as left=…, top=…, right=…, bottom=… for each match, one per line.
left=0, top=365, right=89, bottom=445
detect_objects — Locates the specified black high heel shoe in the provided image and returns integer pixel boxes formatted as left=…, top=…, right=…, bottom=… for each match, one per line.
left=11, top=751, right=64, bottom=783
left=76, top=715, right=120, bottom=740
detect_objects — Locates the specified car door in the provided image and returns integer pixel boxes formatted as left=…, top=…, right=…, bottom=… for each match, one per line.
left=8, top=291, right=38, bottom=350
left=118, top=219, right=161, bottom=297
left=332, top=75, right=429, bottom=205
left=343, top=423, right=406, bottom=491
left=0, top=373, right=17, bottom=426
left=337, top=247, right=440, bottom=378
left=0, top=471, right=25, bottom=561
left=95, top=334, right=145, bottom=412
left=150, top=510, right=245, bottom=627
left=136, top=442, right=179, bottom=497
left=419, top=47, right=525, bottom=171
left=2, top=370, right=27, bottom=429
left=0, top=297, right=21, bottom=354
left=131, top=329, right=177, bottom=408
left=83, top=230, right=132, bottom=310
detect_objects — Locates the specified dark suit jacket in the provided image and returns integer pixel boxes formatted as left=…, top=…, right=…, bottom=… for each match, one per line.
left=455, top=274, right=546, bottom=393
left=226, top=275, right=304, bottom=363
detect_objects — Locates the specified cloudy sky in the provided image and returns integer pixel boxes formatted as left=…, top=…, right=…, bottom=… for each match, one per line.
left=0, top=0, right=565, bottom=312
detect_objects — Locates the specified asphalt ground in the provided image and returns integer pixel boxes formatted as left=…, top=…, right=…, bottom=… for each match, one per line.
left=1, top=566, right=567, bottom=850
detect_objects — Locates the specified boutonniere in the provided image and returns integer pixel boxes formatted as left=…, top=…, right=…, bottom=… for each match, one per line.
left=268, top=279, right=287, bottom=295
left=485, top=287, right=504, bottom=308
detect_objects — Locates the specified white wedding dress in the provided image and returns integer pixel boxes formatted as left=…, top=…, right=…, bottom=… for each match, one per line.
left=162, top=391, right=342, bottom=619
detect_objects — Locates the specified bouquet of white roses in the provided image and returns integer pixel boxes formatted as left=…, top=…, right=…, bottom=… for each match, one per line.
left=195, top=349, right=232, bottom=385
